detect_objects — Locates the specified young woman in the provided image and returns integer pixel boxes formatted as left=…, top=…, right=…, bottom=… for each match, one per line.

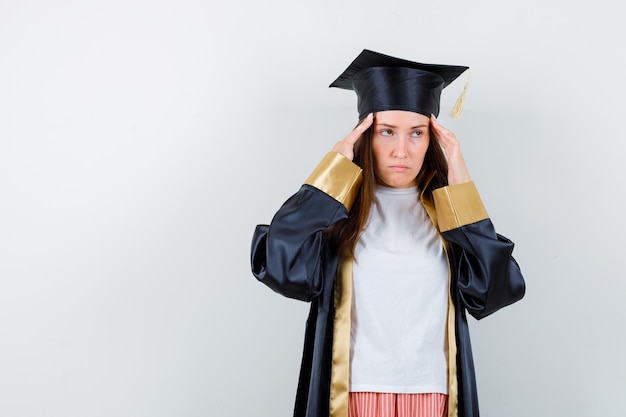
left=251, top=49, right=525, bottom=417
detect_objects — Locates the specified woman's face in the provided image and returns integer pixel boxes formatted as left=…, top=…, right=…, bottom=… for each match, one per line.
left=371, top=110, right=430, bottom=189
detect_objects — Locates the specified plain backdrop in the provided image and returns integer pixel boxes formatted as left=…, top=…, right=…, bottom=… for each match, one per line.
left=1, top=1, right=625, bottom=416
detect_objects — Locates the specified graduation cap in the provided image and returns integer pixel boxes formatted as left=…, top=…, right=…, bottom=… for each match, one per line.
left=329, top=49, right=470, bottom=120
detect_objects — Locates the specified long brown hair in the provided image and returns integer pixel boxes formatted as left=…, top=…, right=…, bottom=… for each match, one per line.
left=325, top=120, right=449, bottom=258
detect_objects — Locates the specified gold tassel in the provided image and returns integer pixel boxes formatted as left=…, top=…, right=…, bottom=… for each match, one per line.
left=449, top=69, right=471, bottom=120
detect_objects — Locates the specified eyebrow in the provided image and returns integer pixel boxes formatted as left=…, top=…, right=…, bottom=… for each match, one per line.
left=376, top=123, right=429, bottom=129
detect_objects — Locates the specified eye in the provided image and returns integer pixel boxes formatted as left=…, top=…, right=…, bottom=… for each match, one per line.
left=411, top=130, right=423, bottom=137
left=380, top=129, right=393, bottom=136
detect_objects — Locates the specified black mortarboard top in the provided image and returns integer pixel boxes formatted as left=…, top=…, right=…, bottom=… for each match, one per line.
left=330, top=49, right=469, bottom=120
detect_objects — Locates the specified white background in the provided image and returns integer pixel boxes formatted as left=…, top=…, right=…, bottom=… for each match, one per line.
left=1, top=1, right=625, bottom=416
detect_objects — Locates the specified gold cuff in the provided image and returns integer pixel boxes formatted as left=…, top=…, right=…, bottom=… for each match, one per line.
left=433, top=182, right=488, bottom=232
left=304, top=152, right=363, bottom=211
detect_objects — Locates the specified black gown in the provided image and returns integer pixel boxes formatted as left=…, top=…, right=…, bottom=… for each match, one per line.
left=251, top=152, right=525, bottom=417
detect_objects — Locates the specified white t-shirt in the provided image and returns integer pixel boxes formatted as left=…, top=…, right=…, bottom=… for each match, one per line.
left=349, top=185, right=449, bottom=394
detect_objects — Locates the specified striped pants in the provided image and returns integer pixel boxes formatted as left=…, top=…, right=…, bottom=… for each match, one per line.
left=348, top=392, right=448, bottom=417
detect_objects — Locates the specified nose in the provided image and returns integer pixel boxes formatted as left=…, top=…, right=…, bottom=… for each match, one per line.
left=393, top=137, right=408, bottom=158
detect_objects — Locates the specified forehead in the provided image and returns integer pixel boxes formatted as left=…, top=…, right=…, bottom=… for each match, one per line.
left=375, top=110, right=430, bottom=125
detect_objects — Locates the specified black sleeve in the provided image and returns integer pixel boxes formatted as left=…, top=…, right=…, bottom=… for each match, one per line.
left=443, top=219, right=525, bottom=320
left=432, top=182, right=525, bottom=320
left=251, top=185, right=348, bottom=302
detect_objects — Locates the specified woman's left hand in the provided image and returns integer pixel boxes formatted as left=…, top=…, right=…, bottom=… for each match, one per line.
left=430, top=115, right=472, bottom=186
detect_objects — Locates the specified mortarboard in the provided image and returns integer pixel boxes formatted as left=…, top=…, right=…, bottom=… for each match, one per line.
left=330, top=49, right=469, bottom=120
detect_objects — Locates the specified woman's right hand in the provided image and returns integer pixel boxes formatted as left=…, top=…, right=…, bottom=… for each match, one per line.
left=331, top=113, right=373, bottom=161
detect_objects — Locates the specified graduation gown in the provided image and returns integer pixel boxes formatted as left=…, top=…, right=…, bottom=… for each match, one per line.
left=251, top=152, right=525, bottom=417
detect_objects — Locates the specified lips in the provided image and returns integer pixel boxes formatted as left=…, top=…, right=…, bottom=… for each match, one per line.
left=390, top=164, right=409, bottom=171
